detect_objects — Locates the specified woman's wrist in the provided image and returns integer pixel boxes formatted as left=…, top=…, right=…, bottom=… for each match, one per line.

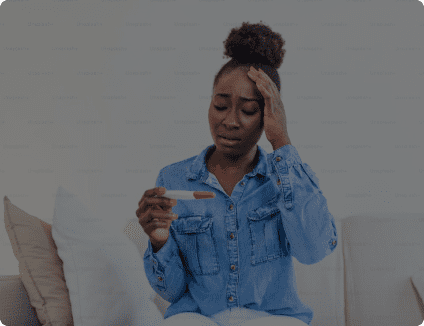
left=151, top=239, right=166, bottom=253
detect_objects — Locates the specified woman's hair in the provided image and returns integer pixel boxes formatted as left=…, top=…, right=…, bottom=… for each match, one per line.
left=213, top=21, right=286, bottom=94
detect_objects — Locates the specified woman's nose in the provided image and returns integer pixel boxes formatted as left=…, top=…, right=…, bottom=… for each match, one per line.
left=223, top=107, right=239, bottom=125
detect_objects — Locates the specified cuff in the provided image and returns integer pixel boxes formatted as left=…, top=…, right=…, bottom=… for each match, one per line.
left=271, top=144, right=302, bottom=167
left=269, top=145, right=302, bottom=210
left=146, top=234, right=178, bottom=267
left=144, top=237, right=178, bottom=290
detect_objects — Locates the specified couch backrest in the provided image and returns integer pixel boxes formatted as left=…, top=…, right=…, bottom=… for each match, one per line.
left=295, top=213, right=424, bottom=326
left=342, top=213, right=424, bottom=326
left=3, top=214, right=423, bottom=326
left=293, top=216, right=345, bottom=326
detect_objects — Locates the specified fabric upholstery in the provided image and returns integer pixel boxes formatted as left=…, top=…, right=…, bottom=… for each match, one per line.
left=3, top=195, right=74, bottom=325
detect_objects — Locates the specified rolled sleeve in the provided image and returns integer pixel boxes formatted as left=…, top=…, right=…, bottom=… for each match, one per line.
left=270, top=145, right=338, bottom=265
left=143, top=231, right=188, bottom=303
left=143, top=168, right=188, bottom=303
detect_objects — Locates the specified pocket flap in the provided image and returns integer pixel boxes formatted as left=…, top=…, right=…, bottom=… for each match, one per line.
left=171, top=216, right=212, bottom=234
left=248, top=204, right=280, bottom=221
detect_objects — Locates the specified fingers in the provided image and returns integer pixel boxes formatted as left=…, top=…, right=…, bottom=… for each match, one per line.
left=139, top=207, right=178, bottom=231
left=150, top=210, right=178, bottom=222
left=249, top=67, right=279, bottom=96
left=141, top=207, right=168, bottom=235
left=138, top=191, right=177, bottom=215
left=138, top=187, right=166, bottom=207
left=137, top=188, right=215, bottom=220
left=136, top=197, right=176, bottom=218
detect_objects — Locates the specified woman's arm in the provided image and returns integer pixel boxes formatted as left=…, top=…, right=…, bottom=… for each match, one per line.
left=144, top=228, right=188, bottom=303
left=143, top=172, right=188, bottom=303
left=271, top=145, right=338, bottom=265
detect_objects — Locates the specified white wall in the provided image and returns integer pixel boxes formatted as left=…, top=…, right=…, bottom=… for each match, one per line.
left=0, top=0, right=423, bottom=276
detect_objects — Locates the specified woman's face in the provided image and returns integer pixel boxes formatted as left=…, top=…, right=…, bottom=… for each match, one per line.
left=209, top=67, right=265, bottom=156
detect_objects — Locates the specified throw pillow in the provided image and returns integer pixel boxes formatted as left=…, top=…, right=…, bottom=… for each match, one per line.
left=3, top=195, right=74, bottom=325
left=51, top=185, right=163, bottom=326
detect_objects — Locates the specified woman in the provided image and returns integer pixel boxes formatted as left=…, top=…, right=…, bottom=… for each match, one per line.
left=136, top=21, right=338, bottom=326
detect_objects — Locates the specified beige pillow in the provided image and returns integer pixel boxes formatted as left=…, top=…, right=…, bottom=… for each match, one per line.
left=3, top=195, right=74, bottom=326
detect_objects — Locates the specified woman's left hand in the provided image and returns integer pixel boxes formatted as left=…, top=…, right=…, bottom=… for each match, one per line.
left=247, top=67, right=291, bottom=148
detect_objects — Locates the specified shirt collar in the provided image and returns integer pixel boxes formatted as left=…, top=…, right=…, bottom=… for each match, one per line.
left=185, top=144, right=273, bottom=181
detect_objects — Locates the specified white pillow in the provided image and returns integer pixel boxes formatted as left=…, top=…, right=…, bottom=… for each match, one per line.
left=51, top=185, right=164, bottom=326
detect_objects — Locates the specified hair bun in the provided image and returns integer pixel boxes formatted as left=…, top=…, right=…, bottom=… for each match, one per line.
left=222, top=21, right=286, bottom=69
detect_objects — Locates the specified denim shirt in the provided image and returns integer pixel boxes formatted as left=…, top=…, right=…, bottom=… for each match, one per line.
left=143, top=144, right=338, bottom=326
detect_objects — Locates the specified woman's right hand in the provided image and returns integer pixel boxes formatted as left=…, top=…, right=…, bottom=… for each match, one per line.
left=136, top=187, right=178, bottom=249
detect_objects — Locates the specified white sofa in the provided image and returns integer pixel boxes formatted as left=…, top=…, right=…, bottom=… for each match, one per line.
left=1, top=212, right=424, bottom=326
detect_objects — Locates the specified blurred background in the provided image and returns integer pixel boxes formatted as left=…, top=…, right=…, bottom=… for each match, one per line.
left=0, top=0, right=423, bottom=276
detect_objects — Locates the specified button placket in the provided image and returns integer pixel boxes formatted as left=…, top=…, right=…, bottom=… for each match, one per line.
left=155, top=271, right=165, bottom=288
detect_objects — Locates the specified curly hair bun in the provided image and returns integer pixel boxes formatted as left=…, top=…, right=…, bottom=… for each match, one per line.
left=222, top=21, right=286, bottom=70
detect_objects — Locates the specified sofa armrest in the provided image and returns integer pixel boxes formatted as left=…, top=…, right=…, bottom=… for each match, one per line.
left=411, top=273, right=424, bottom=321
left=0, top=275, right=42, bottom=326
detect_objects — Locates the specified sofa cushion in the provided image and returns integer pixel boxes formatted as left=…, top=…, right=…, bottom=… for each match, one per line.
left=292, top=216, right=345, bottom=326
left=343, top=213, right=424, bottom=326
left=50, top=185, right=164, bottom=326
left=3, top=195, right=74, bottom=325
left=0, top=275, right=42, bottom=326
left=411, top=272, right=424, bottom=320
left=122, top=218, right=171, bottom=318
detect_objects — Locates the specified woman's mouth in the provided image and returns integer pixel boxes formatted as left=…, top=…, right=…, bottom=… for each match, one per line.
left=219, top=136, right=241, bottom=145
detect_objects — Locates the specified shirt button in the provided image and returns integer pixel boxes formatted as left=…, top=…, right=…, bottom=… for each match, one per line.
left=229, top=296, right=233, bottom=302
left=229, top=204, right=233, bottom=210
left=241, top=182, right=245, bottom=186
left=332, top=240, right=337, bottom=246
left=276, top=157, right=281, bottom=162
left=231, top=265, right=236, bottom=270
left=230, top=233, right=234, bottom=239
left=158, top=276, right=163, bottom=281
left=277, top=179, right=281, bottom=185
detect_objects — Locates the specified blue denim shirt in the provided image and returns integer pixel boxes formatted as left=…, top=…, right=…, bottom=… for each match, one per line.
left=143, top=144, right=338, bottom=325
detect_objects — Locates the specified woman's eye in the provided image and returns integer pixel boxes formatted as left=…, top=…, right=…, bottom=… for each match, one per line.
left=214, top=106, right=256, bottom=115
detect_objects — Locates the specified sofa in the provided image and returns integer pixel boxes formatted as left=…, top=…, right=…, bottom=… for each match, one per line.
left=1, top=191, right=423, bottom=326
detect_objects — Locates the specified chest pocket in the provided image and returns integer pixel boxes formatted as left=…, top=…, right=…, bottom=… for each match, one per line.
left=171, top=216, right=219, bottom=275
left=247, top=203, right=290, bottom=265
